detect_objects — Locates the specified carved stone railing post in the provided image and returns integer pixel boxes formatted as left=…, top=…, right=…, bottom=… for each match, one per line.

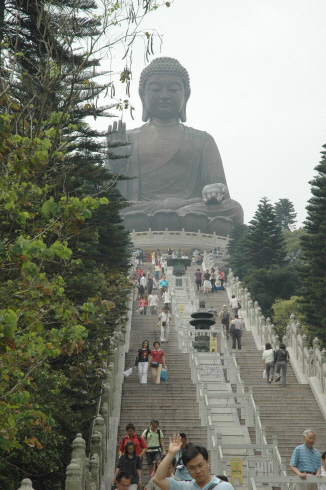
left=295, top=322, right=302, bottom=360
left=71, top=433, right=86, bottom=485
left=18, top=480, right=36, bottom=490
left=89, top=455, right=99, bottom=490
left=309, top=347, right=314, bottom=377
left=302, top=334, right=309, bottom=373
left=93, top=415, right=106, bottom=468
left=320, top=349, right=326, bottom=392
left=100, top=402, right=109, bottom=433
left=65, top=459, right=82, bottom=490
left=90, top=432, right=102, bottom=478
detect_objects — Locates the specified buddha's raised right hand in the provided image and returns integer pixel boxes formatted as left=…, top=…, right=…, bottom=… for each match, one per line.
left=107, top=120, right=132, bottom=162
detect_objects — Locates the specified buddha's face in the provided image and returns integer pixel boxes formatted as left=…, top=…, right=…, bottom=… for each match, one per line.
left=143, top=74, right=185, bottom=120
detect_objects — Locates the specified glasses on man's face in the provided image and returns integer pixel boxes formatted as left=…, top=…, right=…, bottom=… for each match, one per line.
left=187, top=462, right=207, bottom=473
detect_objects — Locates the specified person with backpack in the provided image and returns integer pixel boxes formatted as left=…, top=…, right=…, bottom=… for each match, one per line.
left=219, top=305, right=231, bottom=339
left=119, top=423, right=147, bottom=458
left=142, top=419, right=166, bottom=475
left=230, top=314, right=243, bottom=349
left=274, top=343, right=290, bottom=387
left=113, top=441, right=142, bottom=490
left=174, top=433, right=192, bottom=481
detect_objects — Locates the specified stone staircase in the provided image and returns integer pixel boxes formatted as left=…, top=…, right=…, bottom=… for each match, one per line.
left=114, top=260, right=326, bottom=488
left=115, top=274, right=207, bottom=485
left=232, top=329, right=326, bottom=469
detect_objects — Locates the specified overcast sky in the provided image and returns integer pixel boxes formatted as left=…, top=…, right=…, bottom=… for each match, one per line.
left=98, top=0, right=326, bottom=227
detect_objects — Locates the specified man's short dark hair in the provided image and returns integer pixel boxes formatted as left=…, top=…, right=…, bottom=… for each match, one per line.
left=126, top=423, right=135, bottom=431
left=182, top=445, right=208, bottom=467
left=117, top=471, right=131, bottom=482
left=265, top=343, right=272, bottom=350
left=151, top=418, right=159, bottom=425
left=321, top=451, right=326, bottom=460
left=234, top=314, right=238, bottom=318
left=179, top=433, right=187, bottom=439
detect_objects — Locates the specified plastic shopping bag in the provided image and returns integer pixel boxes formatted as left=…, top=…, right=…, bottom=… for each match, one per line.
left=160, top=368, right=167, bottom=382
left=123, top=367, right=133, bottom=377
left=262, top=369, right=267, bottom=379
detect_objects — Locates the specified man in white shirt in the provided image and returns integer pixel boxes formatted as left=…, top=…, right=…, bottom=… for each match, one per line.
left=162, top=287, right=173, bottom=312
left=230, top=295, right=239, bottom=317
left=158, top=306, right=172, bottom=343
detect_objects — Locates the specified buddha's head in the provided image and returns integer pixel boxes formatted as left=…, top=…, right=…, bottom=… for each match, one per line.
left=139, top=57, right=190, bottom=122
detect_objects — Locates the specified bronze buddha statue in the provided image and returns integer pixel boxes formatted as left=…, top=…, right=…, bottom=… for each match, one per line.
left=107, top=57, right=243, bottom=236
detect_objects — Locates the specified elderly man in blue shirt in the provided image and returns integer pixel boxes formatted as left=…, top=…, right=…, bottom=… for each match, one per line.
left=290, top=429, right=321, bottom=490
left=153, top=434, right=233, bottom=490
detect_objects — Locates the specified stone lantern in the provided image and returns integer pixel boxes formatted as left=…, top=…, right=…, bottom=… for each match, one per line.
left=167, top=249, right=191, bottom=287
left=189, top=302, right=216, bottom=352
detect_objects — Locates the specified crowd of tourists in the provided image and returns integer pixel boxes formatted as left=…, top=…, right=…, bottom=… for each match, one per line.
left=113, top=425, right=326, bottom=490
left=119, top=251, right=326, bottom=490
left=113, top=424, right=233, bottom=490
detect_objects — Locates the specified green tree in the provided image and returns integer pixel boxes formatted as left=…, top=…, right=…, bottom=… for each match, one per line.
left=226, top=198, right=298, bottom=318
left=283, top=228, right=307, bottom=264
left=0, top=1, right=172, bottom=488
left=245, top=197, right=287, bottom=269
left=226, top=223, right=248, bottom=279
left=274, top=198, right=297, bottom=230
left=272, top=296, right=305, bottom=338
left=300, top=144, right=326, bottom=343
left=245, top=265, right=298, bottom=319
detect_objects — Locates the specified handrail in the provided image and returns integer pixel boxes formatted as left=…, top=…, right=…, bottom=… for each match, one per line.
left=227, top=269, right=326, bottom=420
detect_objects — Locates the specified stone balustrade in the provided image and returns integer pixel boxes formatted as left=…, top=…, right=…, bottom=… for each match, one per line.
left=170, top=274, right=286, bottom=483
left=130, top=228, right=229, bottom=250
left=227, top=268, right=326, bottom=420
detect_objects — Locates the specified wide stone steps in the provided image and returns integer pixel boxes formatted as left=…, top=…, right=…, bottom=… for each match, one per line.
left=115, top=265, right=207, bottom=485
left=232, top=328, right=326, bottom=470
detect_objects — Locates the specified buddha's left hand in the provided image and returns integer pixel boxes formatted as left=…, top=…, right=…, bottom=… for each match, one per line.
left=202, top=183, right=227, bottom=204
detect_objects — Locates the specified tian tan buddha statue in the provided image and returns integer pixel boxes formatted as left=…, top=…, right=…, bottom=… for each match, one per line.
left=106, top=57, right=243, bottom=236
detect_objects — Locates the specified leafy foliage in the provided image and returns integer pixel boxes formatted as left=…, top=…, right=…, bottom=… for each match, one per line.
left=282, top=228, right=307, bottom=264
left=272, top=296, right=305, bottom=339
left=0, top=0, right=177, bottom=487
left=274, top=198, right=297, bottom=230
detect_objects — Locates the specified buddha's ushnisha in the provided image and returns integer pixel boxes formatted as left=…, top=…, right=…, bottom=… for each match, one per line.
left=107, top=57, right=243, bottom=235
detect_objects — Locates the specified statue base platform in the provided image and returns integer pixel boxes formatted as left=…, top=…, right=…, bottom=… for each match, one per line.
left=129, top=228, right=229, bottom=254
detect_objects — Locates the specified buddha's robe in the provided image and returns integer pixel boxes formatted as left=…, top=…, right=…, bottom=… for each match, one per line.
left=110, top=124, right=243, bottom=223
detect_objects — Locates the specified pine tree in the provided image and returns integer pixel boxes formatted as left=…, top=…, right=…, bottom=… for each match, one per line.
left=0, top=1, right=169, bottom=488
left=239, top=198, right=299, bottom=318
left=274, top=198, right=297, bottom=230
left=300, top=144, right=326, bottom=342
left=226, top=223, right=248, bottom=279
left=245, top=197, right=288, bottom=269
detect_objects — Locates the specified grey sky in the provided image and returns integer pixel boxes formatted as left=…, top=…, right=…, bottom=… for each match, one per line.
left=100, top=0, right=326, bottom=227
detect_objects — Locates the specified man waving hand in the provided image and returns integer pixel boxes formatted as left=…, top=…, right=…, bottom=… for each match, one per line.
left=153, top=434, right=233, bottom=490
